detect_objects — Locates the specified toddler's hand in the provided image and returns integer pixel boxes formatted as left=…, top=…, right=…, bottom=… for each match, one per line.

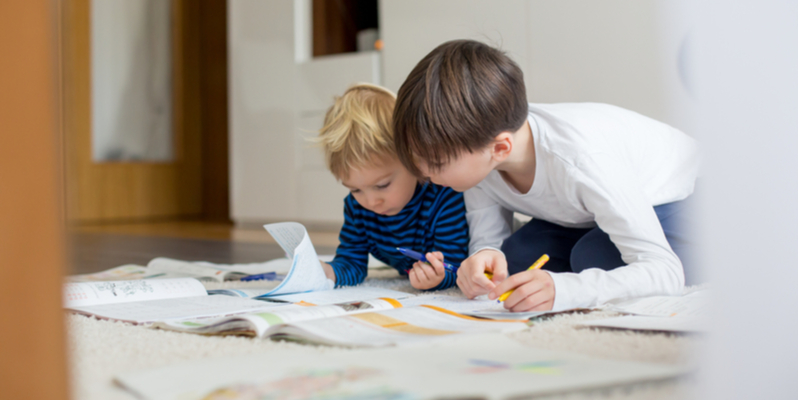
left=409, top=251, right=446, bottom=290
left=489, top=269, right=555, bottom=312
left=320, top=260, right=336, bottom=283
left=456, top=249, right=508, bottom=299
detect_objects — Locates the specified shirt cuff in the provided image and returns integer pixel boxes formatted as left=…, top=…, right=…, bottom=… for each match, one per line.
left=544, top=270, right=596, bottom=311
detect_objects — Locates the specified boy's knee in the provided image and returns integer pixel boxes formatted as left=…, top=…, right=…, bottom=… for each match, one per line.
left=570, top=228, right=624, bottom=273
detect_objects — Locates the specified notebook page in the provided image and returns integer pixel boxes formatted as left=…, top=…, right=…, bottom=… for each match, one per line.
left=63, top=278, right=207, bottom=307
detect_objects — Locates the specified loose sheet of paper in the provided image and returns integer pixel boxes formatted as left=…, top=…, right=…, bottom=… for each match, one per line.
left=258, top=222, right=331, bottom=296
left=68, top=295, right=286, bottom=324
left=605, top=290, right=709, bottom=317
left=399, top=294, right=505, bottom=314
left=396, top=295, right=564, bottom=320
left=63, top=278, right=207, bottom=307
left=577, top=315, right=708, bottom=332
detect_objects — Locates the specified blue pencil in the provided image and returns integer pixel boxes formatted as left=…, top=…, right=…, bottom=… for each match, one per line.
left=396, top=247, right=458, bottom=273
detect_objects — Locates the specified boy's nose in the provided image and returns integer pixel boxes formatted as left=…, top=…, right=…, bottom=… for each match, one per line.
left=368, top=196, right=383, bottom=208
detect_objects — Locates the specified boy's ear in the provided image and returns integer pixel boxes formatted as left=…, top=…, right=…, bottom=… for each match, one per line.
left=489, top=132, right=514, bottom=162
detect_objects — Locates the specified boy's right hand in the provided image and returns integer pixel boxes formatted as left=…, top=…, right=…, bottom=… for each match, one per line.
left=456, top=249, right=508, bottom=299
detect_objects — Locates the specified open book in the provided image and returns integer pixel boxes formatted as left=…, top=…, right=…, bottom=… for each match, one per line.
left=153, top=292, right=545, bottom=347
left=63, top=278, right=285, bottom=324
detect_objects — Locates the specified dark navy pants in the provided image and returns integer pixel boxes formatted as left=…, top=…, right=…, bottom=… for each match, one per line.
left=500, top=200, right=699, bottom=285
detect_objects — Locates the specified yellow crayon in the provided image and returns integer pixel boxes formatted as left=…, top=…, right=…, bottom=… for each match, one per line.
left=497, top=254, right=550, bottom=302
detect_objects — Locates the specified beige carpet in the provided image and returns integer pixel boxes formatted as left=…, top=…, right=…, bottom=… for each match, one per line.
left=67, top=269, right=702, bottom=400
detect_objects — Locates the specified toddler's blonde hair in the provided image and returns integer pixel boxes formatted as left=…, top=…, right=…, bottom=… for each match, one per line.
left=318, top=83, right=397, bottom=180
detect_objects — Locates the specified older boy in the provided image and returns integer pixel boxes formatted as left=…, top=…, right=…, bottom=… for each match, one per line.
left=393, top=41, right=699, bottom=311
left=317, top=83, right=469, bottom=290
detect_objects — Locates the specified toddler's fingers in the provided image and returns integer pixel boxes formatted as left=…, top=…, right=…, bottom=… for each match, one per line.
left=417, top=262, right=437, bottom=281
left=424, top=253, right=446, bottom=275
left=425, top=251, right=444, bottom=262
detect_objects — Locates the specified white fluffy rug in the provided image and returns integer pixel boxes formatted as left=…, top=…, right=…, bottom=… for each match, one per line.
left=67, top=269, right=702, bottom=400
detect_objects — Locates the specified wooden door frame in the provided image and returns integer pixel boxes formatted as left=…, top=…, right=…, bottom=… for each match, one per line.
left=0, top=1, right=69, bottom=398
left=61, top=0, right=204, bottom=223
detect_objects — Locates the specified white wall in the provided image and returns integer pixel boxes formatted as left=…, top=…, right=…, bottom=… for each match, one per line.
left=229, top=0, right=379, bottom=227
left=380, top=0, right=528, bottom=93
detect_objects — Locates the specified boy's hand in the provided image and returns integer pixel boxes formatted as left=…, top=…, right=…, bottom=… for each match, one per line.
left=320, top=260, right=336, bottom=283
left=456, top=249, right=508, bottom=299
left=409, top=251, right=446, bottom=290
left=489, top=269, right=555, bottom=312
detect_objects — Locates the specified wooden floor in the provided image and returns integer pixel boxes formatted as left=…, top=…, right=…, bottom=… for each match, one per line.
left=68, top=221, right=339, bottom=275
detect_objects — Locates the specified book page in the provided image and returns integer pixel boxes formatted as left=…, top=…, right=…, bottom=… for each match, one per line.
left=67, top=295, right=287, bottom=324
left=258, top=222, right=331, bottom=296
left=264, top=287, right=412, bottom=305
left=63, top=278, right=207, bottom=307
left=270, top=305, right=527, bottom=347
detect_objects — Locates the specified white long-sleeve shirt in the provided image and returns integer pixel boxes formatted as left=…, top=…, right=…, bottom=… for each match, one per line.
left=464, top=103, right=700, bottom=311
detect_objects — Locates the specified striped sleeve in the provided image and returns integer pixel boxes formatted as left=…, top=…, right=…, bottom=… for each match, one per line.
left=328, top=198, right=369, bottom=286
left=429, top=189, right=470, bottom=291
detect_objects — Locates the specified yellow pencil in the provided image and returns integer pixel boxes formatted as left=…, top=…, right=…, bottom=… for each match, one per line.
left=497, top=254, right=550, bottom=302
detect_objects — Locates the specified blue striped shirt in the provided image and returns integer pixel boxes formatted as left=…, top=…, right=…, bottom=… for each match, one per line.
left=329, top=182, right=470, bottom=290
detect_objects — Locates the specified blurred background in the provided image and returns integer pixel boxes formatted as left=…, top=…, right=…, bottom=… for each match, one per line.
left=0, top=0, right=795, bottom=399
left=62, top=0, right=694, bottom=231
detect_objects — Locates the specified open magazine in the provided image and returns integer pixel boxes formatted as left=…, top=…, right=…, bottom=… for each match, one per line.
left=155, top=300, right=528, bottom=347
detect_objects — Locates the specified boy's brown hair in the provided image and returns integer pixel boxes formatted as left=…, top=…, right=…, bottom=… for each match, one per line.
left=393, top=40, right=528, bottom=177
left=317, top=83, right=396, bottom=180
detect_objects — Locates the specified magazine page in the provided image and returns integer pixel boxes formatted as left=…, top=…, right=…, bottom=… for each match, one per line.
left=267, top=305, right=528, bottom=347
